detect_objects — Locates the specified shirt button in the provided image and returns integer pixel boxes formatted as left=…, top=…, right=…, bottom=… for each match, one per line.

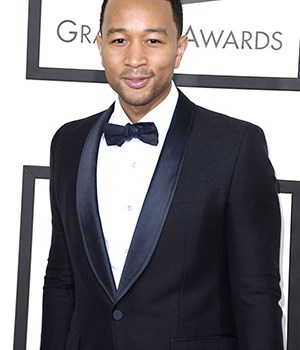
left=127, top=205, right=133, bottom=211
left=132, top=161, right=137, bottom=168
left=113, top=310, right=123, bottom=321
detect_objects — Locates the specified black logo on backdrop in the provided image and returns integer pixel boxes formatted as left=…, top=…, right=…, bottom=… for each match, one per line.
left=56, top=19, right=284, bottom=53
left=186, top=27, right=283, bottom=50
left=26, top=0, right=300, bottom=91
left=56, top=19, right=284, bottom=54
left=57, top=20, right=99, bottom=44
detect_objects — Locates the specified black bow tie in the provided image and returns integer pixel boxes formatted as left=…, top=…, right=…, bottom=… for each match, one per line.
left=103, top=122, right=159, bottom=147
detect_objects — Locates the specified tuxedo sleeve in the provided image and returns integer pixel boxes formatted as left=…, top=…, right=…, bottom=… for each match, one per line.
left=226, top=124, right=283, bottom=349
left=40, top=131, right=75, bottom=350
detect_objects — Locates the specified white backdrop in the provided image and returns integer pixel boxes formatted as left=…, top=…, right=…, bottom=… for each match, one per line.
left=1, top=0, right=300, bottom=349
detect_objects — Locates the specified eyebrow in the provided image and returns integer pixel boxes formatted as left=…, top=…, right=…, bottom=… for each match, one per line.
left=106, top=28, right=126, bottom=36
left=106, top=27, right=168, bottom=36
left=144, top=27, right=168, bottom=35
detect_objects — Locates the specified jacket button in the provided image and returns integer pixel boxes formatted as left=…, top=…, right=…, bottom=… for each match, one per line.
left=113, top=310, right=123, bottom=320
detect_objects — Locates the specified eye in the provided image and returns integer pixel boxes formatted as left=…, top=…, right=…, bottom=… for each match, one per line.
left=112, top=38, right=126, bottom=44
left=147, top=39, right=161, bottom=44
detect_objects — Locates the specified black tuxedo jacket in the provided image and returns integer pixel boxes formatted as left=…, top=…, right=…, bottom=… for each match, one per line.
left=40, top=91, right=283, bottom=350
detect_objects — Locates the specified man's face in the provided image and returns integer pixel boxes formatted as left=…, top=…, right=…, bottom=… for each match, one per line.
left=97, top=0, right=187, bottom=120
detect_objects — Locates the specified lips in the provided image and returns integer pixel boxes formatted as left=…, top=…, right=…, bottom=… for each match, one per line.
left=123, top=76, right=150, bottom=89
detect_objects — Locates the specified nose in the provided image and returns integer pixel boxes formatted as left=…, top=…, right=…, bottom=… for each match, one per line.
left=124, top=41, right=147, bottom=68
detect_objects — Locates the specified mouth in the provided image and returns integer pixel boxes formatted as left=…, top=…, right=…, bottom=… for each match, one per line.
left=123, top=76, right=151, bottom=89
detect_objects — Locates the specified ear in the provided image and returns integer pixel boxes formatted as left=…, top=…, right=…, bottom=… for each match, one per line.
left=96, top=34, right=102, bottom=54
left=175, top=35, right=188, bottom=69
left=96, top=35, right=105, bottom=67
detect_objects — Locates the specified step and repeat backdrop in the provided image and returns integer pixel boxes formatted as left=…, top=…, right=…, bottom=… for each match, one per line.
left=27, top=0, right=300, bottom=89
left=8, top=0, right=300, bottom=349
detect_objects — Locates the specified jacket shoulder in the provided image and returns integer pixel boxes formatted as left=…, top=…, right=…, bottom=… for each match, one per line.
left=51, top=107, right=113, bottom=150
left=178, top=92, right=268, bottom=159
left=54, top=111, right=104, bottom=140
left=178, top=89, right=262, bottom=137
left=196, top=104, right=261, bottom=134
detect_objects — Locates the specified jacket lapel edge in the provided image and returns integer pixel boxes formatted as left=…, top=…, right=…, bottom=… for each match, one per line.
left=76, top=105, right=117, bottom=302
left=117, top=92, right=197, bottom=300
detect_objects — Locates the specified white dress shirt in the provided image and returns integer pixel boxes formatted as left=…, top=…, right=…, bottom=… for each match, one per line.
left=97, top=82, right=179, bottom=288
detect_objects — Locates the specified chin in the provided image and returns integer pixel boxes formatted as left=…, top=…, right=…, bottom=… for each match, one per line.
left=120, top=92, right=155, bottom=107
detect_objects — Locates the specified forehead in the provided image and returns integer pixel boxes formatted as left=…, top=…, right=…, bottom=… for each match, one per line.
left=102, top=0, right=176, bottom=33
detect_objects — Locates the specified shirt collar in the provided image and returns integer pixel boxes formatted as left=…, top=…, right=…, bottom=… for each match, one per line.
left=109, top=81, right=179, bottom=140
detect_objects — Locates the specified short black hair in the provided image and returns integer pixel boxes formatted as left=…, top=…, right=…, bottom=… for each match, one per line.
left=99, top=0, right=183, bottom=37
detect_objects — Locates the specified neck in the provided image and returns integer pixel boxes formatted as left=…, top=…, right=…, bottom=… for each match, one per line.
left=120, top=104, right=151, bottom=123
left=119, top=85, right=172, bottom=123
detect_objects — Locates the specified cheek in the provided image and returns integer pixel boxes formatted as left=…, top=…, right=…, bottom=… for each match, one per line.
left=101, top=58, right=113, bottom=74
left=153, top=57, right=177, bottom=75
left=100, top=49, right=113, bottom=70
left=102, top=54, right=121, bottom=73
left=154, top=50, right=179, bottom=69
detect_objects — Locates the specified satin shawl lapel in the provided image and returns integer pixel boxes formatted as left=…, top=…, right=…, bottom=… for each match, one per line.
left=117, top=92, right=197, bottom=301
left=76, top=104, right=117, bottom=303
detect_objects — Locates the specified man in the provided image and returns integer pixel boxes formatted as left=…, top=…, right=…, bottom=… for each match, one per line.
left=40, top=0, right=284, bottom=349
